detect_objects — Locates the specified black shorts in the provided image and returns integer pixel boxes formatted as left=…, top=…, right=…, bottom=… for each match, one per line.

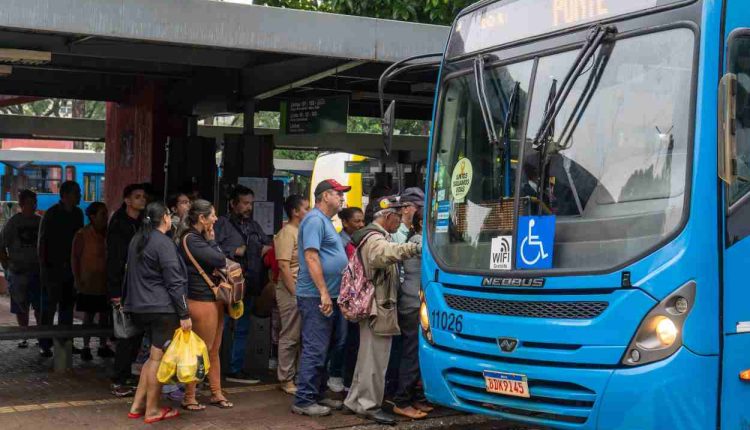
left=131, top=313, right=180, bottom=350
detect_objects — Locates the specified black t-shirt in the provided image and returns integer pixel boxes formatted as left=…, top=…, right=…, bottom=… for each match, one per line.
left=39, top=202, right=84, bottom=271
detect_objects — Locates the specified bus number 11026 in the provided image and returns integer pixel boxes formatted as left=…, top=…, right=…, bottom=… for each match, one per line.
left=431, top=311, right=464, bottom=333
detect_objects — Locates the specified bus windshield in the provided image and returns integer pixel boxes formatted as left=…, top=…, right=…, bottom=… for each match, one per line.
left=428, top=28, right=694, bottom=273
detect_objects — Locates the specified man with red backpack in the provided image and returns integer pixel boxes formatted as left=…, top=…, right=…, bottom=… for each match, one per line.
left=342, top=196, right=421, bottom=425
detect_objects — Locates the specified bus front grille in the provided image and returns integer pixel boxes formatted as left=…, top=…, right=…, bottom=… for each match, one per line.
left=444, top=294, right=608, bottom=319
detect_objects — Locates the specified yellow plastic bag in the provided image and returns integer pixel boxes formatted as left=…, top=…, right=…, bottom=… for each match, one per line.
left=227, top=300, right=244, bottom=320
left=157, top=329, right=210, bottom=384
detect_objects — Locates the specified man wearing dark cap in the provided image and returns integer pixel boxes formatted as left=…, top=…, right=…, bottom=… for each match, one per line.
left=391, top=187, right=424, bottom=245
left=292, top=179, right=351, bottom=417
left=343, top=196, right=421, bottom=425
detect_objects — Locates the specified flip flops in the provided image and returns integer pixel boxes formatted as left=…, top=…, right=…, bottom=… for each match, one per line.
left=393, top=405, right=427, bottom=420
left=144, top=407, right=179, bottom=424
left=181, top=402, right=206, bottom=412
left=210, top=399, right=234, bottom=409
left=127, top=412, right=143, bottom=419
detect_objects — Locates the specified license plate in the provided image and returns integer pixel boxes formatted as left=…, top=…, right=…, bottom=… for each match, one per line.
left=483, top=370, right=530, bottom=398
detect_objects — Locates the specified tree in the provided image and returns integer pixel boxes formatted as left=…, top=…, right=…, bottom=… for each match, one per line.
left=254, top=0, right=473, bottom=25
left=0, top=99, right=105, bottom=119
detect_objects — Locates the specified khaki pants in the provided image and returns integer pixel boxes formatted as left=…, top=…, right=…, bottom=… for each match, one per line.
left=344, top=320, right=393, bottom=414
left=276, top=282, right=301, bottom=383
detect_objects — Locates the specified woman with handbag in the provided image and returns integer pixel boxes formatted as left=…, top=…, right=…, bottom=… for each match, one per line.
left=179, top=199, right=234, bottom=410
left=124, top=202, right=191, bottom=424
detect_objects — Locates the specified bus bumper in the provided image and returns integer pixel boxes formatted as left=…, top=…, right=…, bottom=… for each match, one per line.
left=420, top=339, right=716, bottom=429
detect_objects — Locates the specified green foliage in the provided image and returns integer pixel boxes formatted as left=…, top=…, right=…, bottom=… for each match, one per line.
left=274, top=148, right=317, bottom=160
left=254, top=0, right=473, bottom=25
left=0, top=99, right=105, bottom=119
left=253, top=0, right=319, bottom=10
left=348, top=116, right=430, bottom=136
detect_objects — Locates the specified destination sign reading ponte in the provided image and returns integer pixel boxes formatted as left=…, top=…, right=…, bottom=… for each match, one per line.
left=448, top=0, right=690, bottom=58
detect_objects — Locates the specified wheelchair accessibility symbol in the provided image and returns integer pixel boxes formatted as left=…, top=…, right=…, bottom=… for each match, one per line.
left=516, top=216, right=555, bottom=270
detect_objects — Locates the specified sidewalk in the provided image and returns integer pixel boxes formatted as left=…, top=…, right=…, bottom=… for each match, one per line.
left=0, top=294, right=513, bottom=430
left=0, top=367, right=502, bottom=430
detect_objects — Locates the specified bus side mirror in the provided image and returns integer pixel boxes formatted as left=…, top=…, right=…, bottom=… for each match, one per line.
left=719, top=73, right=738, bottom=185
left=382, top=100, right=396, bottom=156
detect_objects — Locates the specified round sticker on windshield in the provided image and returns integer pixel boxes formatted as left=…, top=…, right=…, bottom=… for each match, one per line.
left=451, top=158, right=473, bottom=203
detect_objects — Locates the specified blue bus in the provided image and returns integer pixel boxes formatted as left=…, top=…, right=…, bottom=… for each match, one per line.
left=384, top=1, right=750, bottom=428
left=0, top=148, right=105, bottom=213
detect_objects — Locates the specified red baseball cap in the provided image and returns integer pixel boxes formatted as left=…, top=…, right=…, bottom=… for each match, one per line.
left=314, top=179, right=351, bottom=195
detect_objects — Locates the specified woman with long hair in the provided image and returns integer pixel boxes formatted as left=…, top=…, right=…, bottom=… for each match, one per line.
left=179, top=199, right=233, bottom=410
left=124, top=202, right=191, bottom=424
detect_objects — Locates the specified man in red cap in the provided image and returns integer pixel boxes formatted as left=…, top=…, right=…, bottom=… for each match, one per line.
left=292, top=179, right=351, bottom=417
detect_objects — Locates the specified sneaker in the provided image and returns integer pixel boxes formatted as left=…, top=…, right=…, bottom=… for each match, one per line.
left=291, top=403, right=331, bottom=417
left=327, top=376, right=345, bottom=393
left=225, top=372, right=260, bottom=385
left=39, top=348, right=52, bottom=358
left=280, top=380, right=297, bottom=395
left=111, top=384, right=135, bottom=397
left=319, top=398, right=343, bottom=410
left=17, top=340, right=28, bottom=349
left=268, top=357, right=278, bottom=370
left=81, top=348, right=94, bottom=362
left=97, top=346, right=115, bottom=358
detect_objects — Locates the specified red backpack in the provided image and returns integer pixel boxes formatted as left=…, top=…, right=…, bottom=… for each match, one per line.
left=338, top=231, right=381, bottom=322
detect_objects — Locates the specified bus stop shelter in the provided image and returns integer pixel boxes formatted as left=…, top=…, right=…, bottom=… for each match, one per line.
left=0, top=0, right=448, bottom=210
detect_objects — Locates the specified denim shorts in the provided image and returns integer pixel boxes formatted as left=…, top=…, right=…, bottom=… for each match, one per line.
left=7, top=271, right=42, bottom=314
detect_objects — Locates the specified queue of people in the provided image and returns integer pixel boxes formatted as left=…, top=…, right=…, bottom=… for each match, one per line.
left=0, top=177, right=431, bottom=425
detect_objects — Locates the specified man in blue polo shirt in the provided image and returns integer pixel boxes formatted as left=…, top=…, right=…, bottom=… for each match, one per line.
left=291, top=179, right=350, bottom=417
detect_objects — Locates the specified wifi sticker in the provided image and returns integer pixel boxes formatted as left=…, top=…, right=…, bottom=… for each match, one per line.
left=490, top=236, right=513, bottom=271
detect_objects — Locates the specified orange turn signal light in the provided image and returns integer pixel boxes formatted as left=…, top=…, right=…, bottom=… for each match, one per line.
left=740, top=369, right=750, bottom=381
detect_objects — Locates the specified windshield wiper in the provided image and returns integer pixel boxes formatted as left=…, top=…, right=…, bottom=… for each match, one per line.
left=531, top=25, right=617, bottom=212
left=501, top=82, right=520, bottom=196
left=474, top=55, right=521, bottom=197
left=473, top=55, right=500, bottom=147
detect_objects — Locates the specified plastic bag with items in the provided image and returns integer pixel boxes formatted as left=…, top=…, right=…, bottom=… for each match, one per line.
left=157, top=329, right=210, bottom=384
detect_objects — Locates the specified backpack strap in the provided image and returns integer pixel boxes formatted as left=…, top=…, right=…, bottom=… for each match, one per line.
left=182, top=233, right=217, bottom=291
left=354, top=231, right=385, bottom=281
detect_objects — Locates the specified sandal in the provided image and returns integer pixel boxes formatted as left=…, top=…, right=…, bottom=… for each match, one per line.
left=413, top=401, right=434, bottom=413
left=144, top=407, right=179, bottom=424
left=181, top=402, right=206, bottom=412
left=127, top=411, right=143, bottom=419
left=210, top=399, right=234, bottom=409
left=393, top=405, right=427, bottom=420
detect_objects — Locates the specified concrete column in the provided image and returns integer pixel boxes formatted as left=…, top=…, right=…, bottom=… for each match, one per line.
left=104, top=79, right=187, bottom=211
left=243, top=100, right=255, bottom=136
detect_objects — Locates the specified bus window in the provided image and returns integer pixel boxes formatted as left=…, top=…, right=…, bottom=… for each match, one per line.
left=20, top=166, right=63, bottom=194
left=728, top=36, right=750, bottom=206
left=65, top=166, right=76, bottom=181
left=83, top=173, right=104, bottom=202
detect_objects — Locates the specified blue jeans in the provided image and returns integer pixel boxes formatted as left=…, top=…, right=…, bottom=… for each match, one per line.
left=294, top=296, right=343, bottom=407
left=224, top=295, right=253, bottom=374
left=327, top=304, right=348, bottom=378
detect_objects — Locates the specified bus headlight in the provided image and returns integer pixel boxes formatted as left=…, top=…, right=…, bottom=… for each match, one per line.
left=622, top=281, right=695, bottom=366
left=419, top=290, right=434, bottom=344
left=655, top=316, right=678, bottom=346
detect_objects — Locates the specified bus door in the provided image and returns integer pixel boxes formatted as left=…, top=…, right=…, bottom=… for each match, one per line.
left=720, top=6, right=750, bottom=428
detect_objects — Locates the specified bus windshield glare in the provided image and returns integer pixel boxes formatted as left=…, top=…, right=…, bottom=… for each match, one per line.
left=428, top=27, right=694, bottom=272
